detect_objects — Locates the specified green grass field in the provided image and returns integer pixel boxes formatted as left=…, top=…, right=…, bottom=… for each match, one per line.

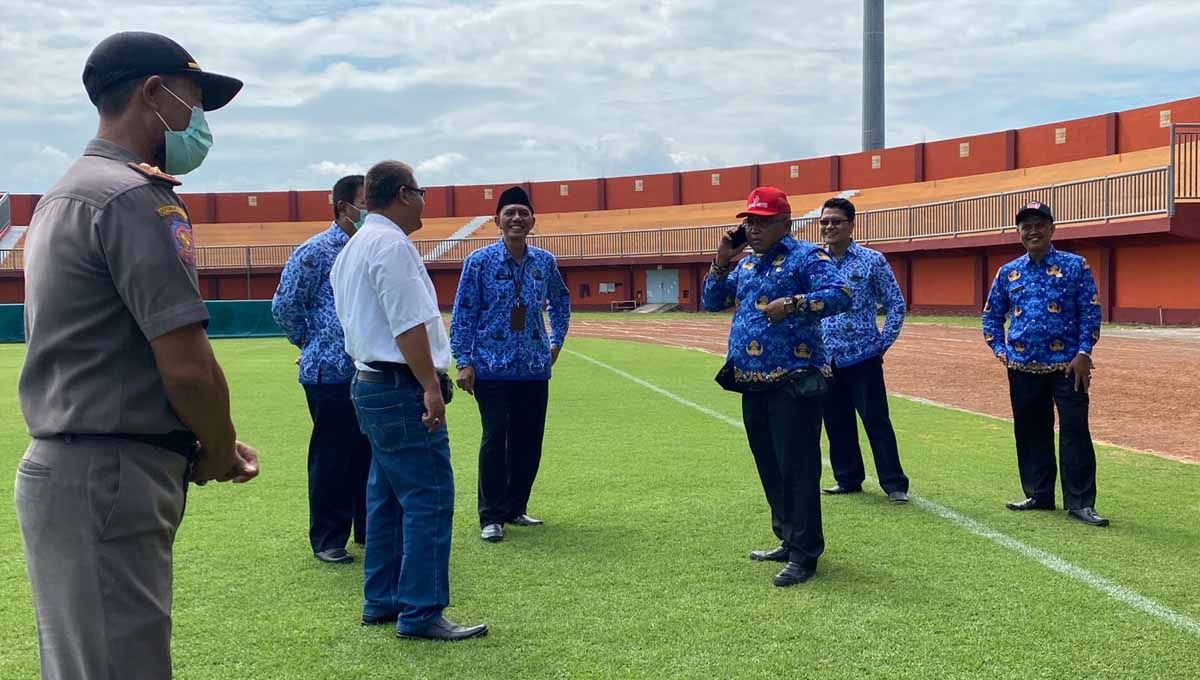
left=1, top=336, right=1198, bottom=679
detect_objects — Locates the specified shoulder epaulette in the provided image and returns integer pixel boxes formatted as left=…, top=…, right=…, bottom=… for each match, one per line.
left=126, top=162, right=182, bottom=187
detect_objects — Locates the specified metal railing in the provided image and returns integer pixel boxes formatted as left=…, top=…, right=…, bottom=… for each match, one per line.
left=0, top=165, right=1174, bottom=271
left=1171, top=123, right=1200, bottom=211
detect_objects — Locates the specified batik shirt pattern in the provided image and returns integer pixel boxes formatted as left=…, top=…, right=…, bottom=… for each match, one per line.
left=450, top=242, right=571, bottom=381
left=702, top=235, right=852, bottom=383
left=983, top=247, right=1101, bottom=373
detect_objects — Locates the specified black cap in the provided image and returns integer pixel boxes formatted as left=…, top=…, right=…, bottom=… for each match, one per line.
left=83, top=32, right=243, bottom=112
left=496, top=186, right=533, bottom=215
left=1015, top=200, right=1054, bottom=224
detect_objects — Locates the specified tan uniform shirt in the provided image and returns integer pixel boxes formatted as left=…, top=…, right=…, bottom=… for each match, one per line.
left=19, top=139, right=208, bottom=438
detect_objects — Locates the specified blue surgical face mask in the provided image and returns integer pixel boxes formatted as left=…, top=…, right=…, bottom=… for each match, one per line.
left=153, top=85, right=212, bottom=175
left=352, top=205, right=368, bottom=231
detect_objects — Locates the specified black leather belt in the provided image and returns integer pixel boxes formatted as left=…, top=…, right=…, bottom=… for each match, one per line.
left=42, top=431, right=200, bottom=462
left=357, top=362, right=454, bottom=403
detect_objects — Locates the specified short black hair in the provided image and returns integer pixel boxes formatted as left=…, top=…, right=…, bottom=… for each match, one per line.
left=332, top=174, right=364, bottom=219
left=365, top=161, right=416, bottom=212
left=822, top=197, right=856, bottom=222
left=95, top=74, right=184, bottom=118
left=96, top=76, right=150, bottom=117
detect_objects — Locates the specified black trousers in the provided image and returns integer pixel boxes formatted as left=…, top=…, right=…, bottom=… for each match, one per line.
left=1007, top=369, right=1097, bottom=510
left=822, top=355, right=909, bottom=493
left=742, top=387, right=825, bottom=567
left=303, top=382, right=373, bottom=553
left=475, top=379, right=550, bottom=527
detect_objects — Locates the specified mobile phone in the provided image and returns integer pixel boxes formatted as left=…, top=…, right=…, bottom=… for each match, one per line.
left=726, top=224, right=748, bottom=249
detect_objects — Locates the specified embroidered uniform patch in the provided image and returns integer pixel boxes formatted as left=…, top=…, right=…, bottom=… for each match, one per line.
left=157, top=205, right=195, bottom=265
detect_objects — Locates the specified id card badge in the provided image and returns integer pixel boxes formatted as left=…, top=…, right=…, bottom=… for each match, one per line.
left=510, top=305, right=527, bottom=331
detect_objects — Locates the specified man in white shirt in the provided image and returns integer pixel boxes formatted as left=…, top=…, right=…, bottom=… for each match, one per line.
left=331, top=160, right=487, bottom=642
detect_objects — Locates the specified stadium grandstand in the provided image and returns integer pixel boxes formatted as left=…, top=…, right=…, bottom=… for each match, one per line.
left=2, top=97, right=1200, bottom=322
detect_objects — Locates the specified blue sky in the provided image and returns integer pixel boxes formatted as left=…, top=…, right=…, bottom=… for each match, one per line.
left=1, top=0, right=1198, bottom=194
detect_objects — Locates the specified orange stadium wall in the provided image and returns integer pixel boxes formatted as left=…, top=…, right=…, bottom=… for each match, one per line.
left=908, top=254, right=980, bottom=313
left=428, top=270, right=462, bottom=307
left=296, top=190, right=334, bottom=222
left=839, top=144, right=922, bottom=190
left=1118, top=96, right=1200, bottom=152
left=1111, top=242, right=1200, bottom=324
left=886, top=256, right=910, bottom=306
left=1016, top=113, right=1116, bottom=169
left=9, top=194, right=39, bottom=226
left=758, top=157, right=839, bottom=196
left=604, top=173, right=680, bottom=210
left=561, top=267, right=636, bottom=311
left=421, top=186, right=453, bottom=219
left=199, top=270, right=285, bottom=300
left=530, top=179, right=603, bottom=214
left=924, top=131, right=1016, bottom=181
left=178, top=193, right=213, bottom=223
left=680, top=166, right=755, bottom=204
left=0, top=274, right=24, bottom=303
left=215, top=191, right=291, bottom=223
left=453, top=182, right=531, bottom=218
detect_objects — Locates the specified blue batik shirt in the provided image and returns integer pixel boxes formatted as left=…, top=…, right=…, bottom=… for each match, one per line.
left=982, top=246, right=1101, bottom=373
left=702, top=235, right=852, bottom=383
left=271, top=223, right=356, bottom=384
left=450, top=242, right=571, bottom=381
left=820, top=241, right=906, bottom=367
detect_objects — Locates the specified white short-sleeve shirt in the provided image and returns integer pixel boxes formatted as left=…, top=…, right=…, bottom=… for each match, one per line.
left=330, top=213, right=450, bottom=371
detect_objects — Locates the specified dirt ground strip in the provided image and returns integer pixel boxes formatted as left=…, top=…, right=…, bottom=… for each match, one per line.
left=571, top=318, right=1200, bottom=465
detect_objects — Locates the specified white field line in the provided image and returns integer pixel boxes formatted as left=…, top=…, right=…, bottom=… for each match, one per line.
left=569, top=331, right=1193, bottom=463
left=565, top=349, right=1200, bottom=639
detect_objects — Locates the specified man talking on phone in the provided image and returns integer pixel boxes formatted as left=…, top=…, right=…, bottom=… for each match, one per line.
left=702, top=187, right=851, bottom=587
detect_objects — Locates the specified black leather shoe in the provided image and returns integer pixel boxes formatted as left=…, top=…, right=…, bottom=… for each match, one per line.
left=1005, top=497, right=1056, bottom=511
left=509, top=514, right=544, bottom=526
left=398, top=616, right=488, bottom=642
left=1067, top=507, right=1110, bottom=527
left=822, top=484, right=863, bottom=495
left=887, top=491, right=910, bottom=504
left=362, top=613, right=398, bottom=626
left=773, top=562, right=816, bottom=587
left=481, top=524, right=504, bottom=542
left=749, top=545, right=789, bottom=562
left=314, top=548, right=353, bottom=564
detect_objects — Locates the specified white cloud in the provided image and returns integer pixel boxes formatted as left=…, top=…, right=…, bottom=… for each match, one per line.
left=416, top=152, right=468, bottom=181
left=37, top=145, right=73, bottom=170
left=1, top=1, right=1198, bottom=193
left=308, top=160, right=364, bottom=177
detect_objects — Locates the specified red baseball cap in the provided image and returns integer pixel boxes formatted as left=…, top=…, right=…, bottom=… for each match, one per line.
left=736, top=186, right=791, bottom=218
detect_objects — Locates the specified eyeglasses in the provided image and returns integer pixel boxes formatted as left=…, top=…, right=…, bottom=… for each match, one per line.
left=819, top=218, right=848, bottom=227
left=401, top=186, right=426, bottom=197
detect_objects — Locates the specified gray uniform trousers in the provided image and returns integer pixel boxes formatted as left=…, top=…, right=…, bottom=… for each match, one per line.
left=15, top=437, right=187, bottom=680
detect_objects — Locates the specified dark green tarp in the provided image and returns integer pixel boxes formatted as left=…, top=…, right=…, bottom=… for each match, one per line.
left=0, top=300, right=285, bottom=343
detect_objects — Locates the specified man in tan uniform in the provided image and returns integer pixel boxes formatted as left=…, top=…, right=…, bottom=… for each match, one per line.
left=15, top=32, right=259, bottom=680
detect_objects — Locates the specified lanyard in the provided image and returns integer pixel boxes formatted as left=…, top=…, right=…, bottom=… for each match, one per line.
left=507, top=248, right=529, bottom=306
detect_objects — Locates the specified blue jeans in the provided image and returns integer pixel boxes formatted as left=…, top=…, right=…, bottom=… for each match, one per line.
left=351, top=376, right=454, bottom=632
